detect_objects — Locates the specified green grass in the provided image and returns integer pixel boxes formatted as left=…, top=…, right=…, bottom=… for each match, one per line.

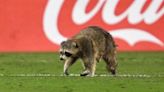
left=0, top=52, right=164, bottom=92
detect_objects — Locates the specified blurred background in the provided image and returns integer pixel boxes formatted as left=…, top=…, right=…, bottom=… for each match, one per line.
left=0, top=0, right=164, bottom=52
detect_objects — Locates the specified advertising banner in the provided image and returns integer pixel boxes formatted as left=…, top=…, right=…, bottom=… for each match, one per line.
left=0, top=0, right=164, bottom=52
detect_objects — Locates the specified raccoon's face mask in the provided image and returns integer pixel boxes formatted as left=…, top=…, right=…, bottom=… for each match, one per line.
left=60, top=40, right=79, bottom=61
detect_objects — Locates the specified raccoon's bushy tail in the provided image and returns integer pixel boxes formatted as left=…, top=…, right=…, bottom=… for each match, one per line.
left=103, top=30, right=118, bottom=48
left=108, top=33, right=118, bottom=48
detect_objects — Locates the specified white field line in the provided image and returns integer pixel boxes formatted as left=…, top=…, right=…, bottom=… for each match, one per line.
left=0, top=73, right=163, bottom=78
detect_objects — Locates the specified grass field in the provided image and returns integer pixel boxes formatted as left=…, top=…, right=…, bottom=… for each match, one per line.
left=0, top=52, right=163, bottom=92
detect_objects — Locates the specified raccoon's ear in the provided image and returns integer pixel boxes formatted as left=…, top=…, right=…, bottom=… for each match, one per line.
left=61, top=41, right=66, bottom=45
left=72, top=42, right=78, bottom=48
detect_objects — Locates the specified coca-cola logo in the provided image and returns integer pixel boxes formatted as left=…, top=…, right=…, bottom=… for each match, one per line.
left=43, top=0, right=164, bottom=47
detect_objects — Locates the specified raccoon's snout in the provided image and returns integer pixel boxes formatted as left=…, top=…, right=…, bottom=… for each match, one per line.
left=59, top=55, right=64, bottom=61
left=60, top=57, right=64, bottom=60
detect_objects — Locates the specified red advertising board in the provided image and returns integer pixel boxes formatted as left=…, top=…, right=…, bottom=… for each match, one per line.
left=0, top=0, right=164, bottom=52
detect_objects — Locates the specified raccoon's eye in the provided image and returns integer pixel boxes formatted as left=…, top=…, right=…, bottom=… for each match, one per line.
left=60, top=51, right=64, bottom=55
left=65, top=52, right=72, bottom=57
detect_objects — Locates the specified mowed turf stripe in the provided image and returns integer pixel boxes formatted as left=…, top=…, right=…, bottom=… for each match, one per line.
left=0, top=73, right=163, bottom=78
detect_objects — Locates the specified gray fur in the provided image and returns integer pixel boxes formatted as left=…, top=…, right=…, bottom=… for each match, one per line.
left=60, top=26, right=118, bottom=76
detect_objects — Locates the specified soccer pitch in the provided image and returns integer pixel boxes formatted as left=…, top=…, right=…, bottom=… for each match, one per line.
left=0, top=52, right=163, bottom=92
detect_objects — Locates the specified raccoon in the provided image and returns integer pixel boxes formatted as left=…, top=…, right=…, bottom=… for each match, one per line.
left=60, top=26, right=117, bottom=76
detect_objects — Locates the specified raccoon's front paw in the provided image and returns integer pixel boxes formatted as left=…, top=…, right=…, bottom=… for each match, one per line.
left=64, top=71, right=69, bottom=76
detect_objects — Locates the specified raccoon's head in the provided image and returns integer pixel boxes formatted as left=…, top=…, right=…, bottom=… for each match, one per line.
left=60, top=40, right=79, bottom=61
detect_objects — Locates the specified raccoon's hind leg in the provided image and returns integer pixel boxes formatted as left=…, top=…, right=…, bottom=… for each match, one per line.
left=63, top=57, right=77, bottom=75
left=80, top=58, right=97, bottom=77
left=103, top=50, right=117, bottom=75
left=80, top=58, right=92, bottom=76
